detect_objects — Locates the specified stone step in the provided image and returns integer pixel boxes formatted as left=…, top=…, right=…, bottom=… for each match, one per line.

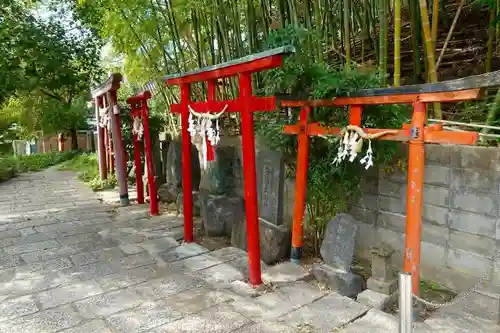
left=281, top=292, right=370, bottom=332
left=429, top=291, right=500, bottom=323
left=420, top=310, right=499, bottom=333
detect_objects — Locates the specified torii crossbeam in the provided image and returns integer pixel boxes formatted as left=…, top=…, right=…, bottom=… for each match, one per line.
left=279, top=69, right=500, bottom=295
left=165, top=46, right=295, bottom=286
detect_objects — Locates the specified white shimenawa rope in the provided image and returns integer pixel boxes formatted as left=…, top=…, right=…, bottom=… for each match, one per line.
left=333, top=125, right=398, bottom=170
left=187, top=105, right=227, bottom=169
left=99, top=107, right=110, bottom=130
left=132, top=116, right=144, bottom=140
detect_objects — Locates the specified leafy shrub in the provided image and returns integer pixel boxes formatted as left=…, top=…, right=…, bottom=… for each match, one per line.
left=256, top=26, right=408, bottom=253
left=58, top=152, right=117, bottom=191
left=0, top=151, right=78, bottom=182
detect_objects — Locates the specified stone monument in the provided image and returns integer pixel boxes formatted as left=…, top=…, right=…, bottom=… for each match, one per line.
left=312, top=213, right=364, bottom=298
left=157, top=139, right=201, bottom=207
left=231, top=148, right=291, bottom=265
left=200, top=145, right=244, bottom=237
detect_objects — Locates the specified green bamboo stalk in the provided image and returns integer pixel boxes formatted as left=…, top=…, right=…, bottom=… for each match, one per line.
left=419, top=0, right=442, bottom=118
left=379, top=0, right=388, bottom=85
left=343, top=0, right=351, bottom=67
left=409, top=0, right=422, bottom=82
left=394, top=0, right=401, bottom=86
left=486, top=8, right=495, bottom=73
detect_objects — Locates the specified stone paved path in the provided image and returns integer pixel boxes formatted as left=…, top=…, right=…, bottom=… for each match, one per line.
left=0, top=168, right=498, bottom=333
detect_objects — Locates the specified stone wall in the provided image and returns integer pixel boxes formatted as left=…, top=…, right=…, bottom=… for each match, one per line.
left=349, top=144, right=500, bottom=294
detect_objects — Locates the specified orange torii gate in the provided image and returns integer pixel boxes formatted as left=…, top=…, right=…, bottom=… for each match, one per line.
left=280, top=71, right=500, bottom=294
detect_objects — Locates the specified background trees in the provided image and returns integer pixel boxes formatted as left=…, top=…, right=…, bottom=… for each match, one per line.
left=0, top=0, right=103, bottom=148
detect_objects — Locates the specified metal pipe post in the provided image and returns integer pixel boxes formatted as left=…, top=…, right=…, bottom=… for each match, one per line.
left=399, top=272, right=413, bottom=333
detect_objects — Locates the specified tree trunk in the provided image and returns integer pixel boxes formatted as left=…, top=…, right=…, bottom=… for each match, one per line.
left=70, top=128, right=78, bottom=150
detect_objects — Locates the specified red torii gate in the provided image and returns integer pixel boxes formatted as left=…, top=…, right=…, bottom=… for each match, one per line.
left=281, top=84, right=490, bottom=295
left=91, top=73, right=130, bottom=206
left=126, top=91, right=159, bottom=216
left=165, top=46, right=295, bottom=285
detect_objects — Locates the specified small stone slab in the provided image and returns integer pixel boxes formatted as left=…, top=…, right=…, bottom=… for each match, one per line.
left=235, top=322, right=298, bottom=333
left=38, top=280, right=104, bottom=309
left=356, top=289, right=396, bottom=310
left=210, top=247, right=247, bottom=263
left=262, top=262, right=312, bottom=286
left=312, top=263, right=363, bottom=298
left=4, top=239, right=60, bottom=255
left=0, top=295, right=39, bottom=321
left=225, top=256, right=268, bottom=278
left=115, top=204, right=150, bottom=222
left=320, top=214, right=358, bottom=271
left=0, top=304, right=83, bottom=333
left=339, top=309, right=398, bottom=333
left=281, top=292, right=370, bottom=332
left=159, top=243, right=209, bottom=263
left=140, top=237, right=179, bottom=254
left=148, top=302, right=251, bottom=333
left=198, top=262, right=244, bottom=286
left=96, top=265, right=165, bottom=291
left=167, top=288, right=233, bottom=315
left=133, top=274, right=206, bottom=300
left=58, top=319, right=114, bottom=333
left=255, top=281, right=325, bottom=319
left=366, top=277, right=398, bottom=295
left=229, top=280, right=260, bottom=298
left=173, top=254, right=223, bottom=271
left=107, top=298, right=183, bottom=333
left=73, top=288, right=143, bottom=319
left=421, top=311, right=500, bottom=333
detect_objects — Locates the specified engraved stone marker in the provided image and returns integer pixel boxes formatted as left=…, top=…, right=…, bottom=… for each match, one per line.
left=320, top=213, right=359, bottom=272
left=256, top=149, right=285, bottom=226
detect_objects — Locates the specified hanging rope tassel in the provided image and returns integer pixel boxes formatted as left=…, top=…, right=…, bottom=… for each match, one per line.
left=187, top=105, right=227, bottom=169
left=333, top=125, right=398, bottom=170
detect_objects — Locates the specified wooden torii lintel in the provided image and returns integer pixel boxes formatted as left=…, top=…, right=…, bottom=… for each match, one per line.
left=282, top=86, right=484, bottom=296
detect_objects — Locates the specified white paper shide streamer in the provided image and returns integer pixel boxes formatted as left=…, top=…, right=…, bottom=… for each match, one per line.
left=188, top=105, right=227, bottom=169
left=132, top=116, right=144, bottom=140
left=333, top=126, right=397, bottom=170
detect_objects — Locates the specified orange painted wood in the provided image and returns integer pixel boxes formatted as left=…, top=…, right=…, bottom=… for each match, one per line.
left=280, top=89, right=481, bottom=107
left=403, top=101, right=426, bottom=296
left=283, top=122, right=478, bottom=144
left=291, top=107, right=311, bottom=254
left=170, top=96, right=277, bottom=114
left=166, top=55, right=284, bottom=85
left=349, top=105, right=362, bottom=126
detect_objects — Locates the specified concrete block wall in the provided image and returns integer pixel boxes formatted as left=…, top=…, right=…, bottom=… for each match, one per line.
left=350, top=144, right=500, bottom=293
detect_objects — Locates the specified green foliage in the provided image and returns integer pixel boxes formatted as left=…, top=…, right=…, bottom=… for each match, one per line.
left=257, top=27, right=407, bottom=251
left=0, top=151, right=78, bottom=182
left=0, top=1, right=102, bottom=141
left=59, top=152, right=117, bottom=191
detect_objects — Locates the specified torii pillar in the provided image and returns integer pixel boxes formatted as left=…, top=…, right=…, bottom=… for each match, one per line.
left=91, top=73, right=130, bottom=206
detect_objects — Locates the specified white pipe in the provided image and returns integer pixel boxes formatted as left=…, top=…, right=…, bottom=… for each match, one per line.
left=428, top=119, right=500, bottom=131
left=442, top=126, right=500, bottom=138
left=399, top=273, right=413, bottom=333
